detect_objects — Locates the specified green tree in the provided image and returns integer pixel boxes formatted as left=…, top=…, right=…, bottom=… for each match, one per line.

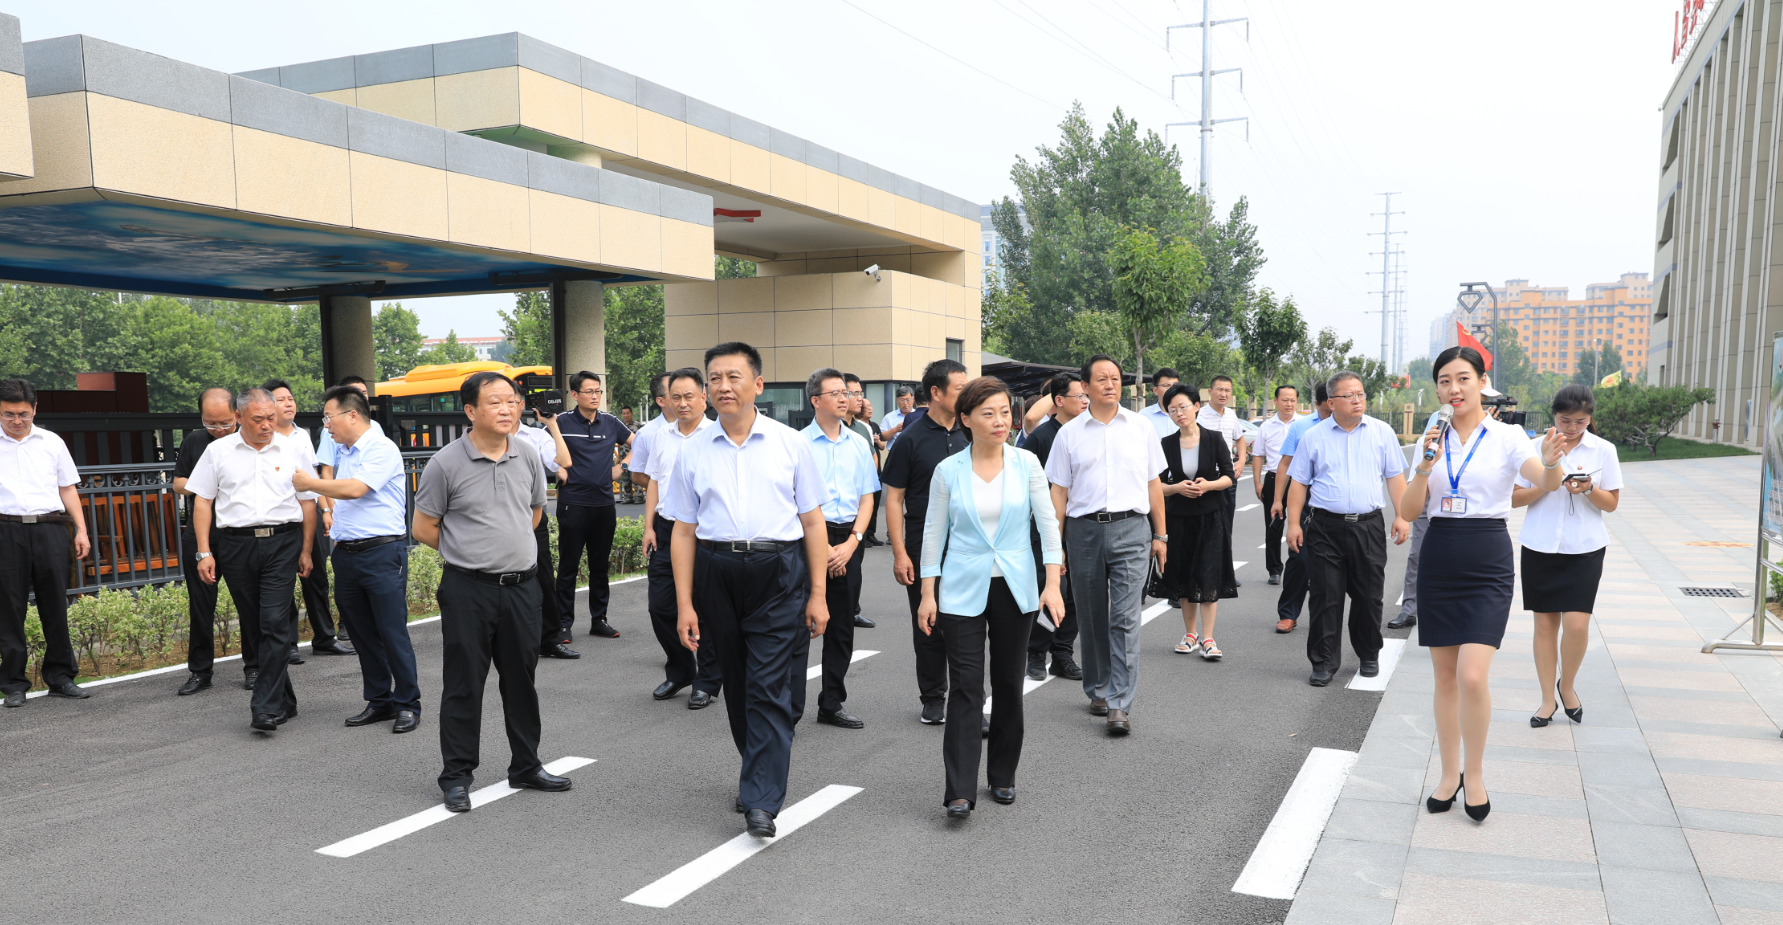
left=372, top=303, right=426, bottom=380
left=1593, top=381, right=1717, bottom=456
left=418, top=330, right=477, bottom=366
left=1237, top=288, right=1306, bottom=411
left=605, top=284, right=665, bottom=415
left=716, top=255, right=758, bottom=279
left=499, top=291, right=553, bottom=368
left=1571, top=342, right=1624, bottom=387
left=0, top=285, right=126, bottom=388
left=91, top=297, right=233, bottom=412
left=198, top=300, right=322, bottom=403
left=1107, top=226, right=1206, bottom=389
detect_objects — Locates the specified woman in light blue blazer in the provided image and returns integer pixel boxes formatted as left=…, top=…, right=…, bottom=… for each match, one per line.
left=918, top=377, right=1065, bottom=819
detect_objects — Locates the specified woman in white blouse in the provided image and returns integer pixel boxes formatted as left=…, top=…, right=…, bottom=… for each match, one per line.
left=1397, top=347, right=1565, bottom=822
left=1513, top=386, right=1621, bottom=728
left=919, top=377, right=1065, bottom=819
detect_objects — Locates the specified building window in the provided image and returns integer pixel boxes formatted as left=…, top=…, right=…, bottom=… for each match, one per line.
left=946, top=338, right=963, bottom=363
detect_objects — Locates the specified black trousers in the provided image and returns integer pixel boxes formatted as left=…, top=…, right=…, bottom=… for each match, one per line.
left=214, top=529, right=301, bottom=718
left=0, top=521, right=76, bottom=693
left=942, top=578, right=1030, bottom=807
left=864, top=490, right=883, bottom=542
left=534, top=517, right=562, bottom=650
left=647, top=516, right=697, bottom=686
left=555, top=502, right=616, bottom=637
left=695, top=542, right=808, bottom=815
left=1276, top=488, right=1311, bottom=621
left=437, top=567, right=543, bottom=791
left=1304, top=509, right=1387, bottom=674
left=903, top=518, right=949, bottom=706
left=815, top=521, right=863, bottom=713
left=298, top=527, right=337, bottom=645
left=1262, top=472, right=1285, bottom=576
left=1028, top=555, right=1077, bottom=658
left=182, top=527, right=253, bottom=677
left=334, top=541, right=421, bottom=713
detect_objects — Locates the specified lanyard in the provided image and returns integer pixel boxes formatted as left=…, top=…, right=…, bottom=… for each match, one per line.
left=1445, top=426, right=1485, bottom=496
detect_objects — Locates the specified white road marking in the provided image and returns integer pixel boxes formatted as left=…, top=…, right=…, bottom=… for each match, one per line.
left=1258, top=544, right=1267, bottom=549
left=1396, top=590, right=1404, bottom=606
left=985, top=670, right=1059, bottom=714
left=988, top=600, right=1177, bottom=714
left=806, top=649, right=878, bottom=681
left=1230, top=747, right=1359, bottom=900
left=1237, top=503, right=1260, bottom=513
left=315, top=756, right=596, bottom=858
left=623, top=784, right=864, bottom=908
left=1233, top=560, right=1248, bottom=571
left=1141, top=599, right=1173, bottom=625
left=1345, top=638, right=1406, bottom=692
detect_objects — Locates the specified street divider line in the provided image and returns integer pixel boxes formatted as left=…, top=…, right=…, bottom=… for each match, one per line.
left=1237, top=503, right=1260, bottom=513
left=623, top=784, right=863, bottom=908
left=1230, top=747, right=1358, bottom=900
left=1141, top=599, right=1173, bottom=625
left=985, top=668, right=1059, bottom=714
left=316, top=756, right=596, bottom=858
left=1233, top=560, right=1248, bottom=571
left=806, top=649, right=878, bottom=681
left=1345, top=638, right=1406, bottom=692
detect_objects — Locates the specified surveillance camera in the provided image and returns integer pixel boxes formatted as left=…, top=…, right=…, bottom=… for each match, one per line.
left=864, top=264, right=881, bottom=281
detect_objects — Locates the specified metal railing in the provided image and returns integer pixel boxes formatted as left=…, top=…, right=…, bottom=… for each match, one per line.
left=68, top=462, right=183, bottom=596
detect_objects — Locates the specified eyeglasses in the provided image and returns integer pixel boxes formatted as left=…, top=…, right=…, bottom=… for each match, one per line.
left=1059, top=393, right=1088, bottom=402
left=814, top=390, right=851, bottom=401
left=0, top=411, right=34, bottom=423
left=846, top=390, right=864, bottom=398
left=201, top=421, right=235, bottom=431
left=321, top=411, right=357, bottom=425
left=576, top=389, right=602, bottom=397
left=1332, top=392, right=1367, bottom=404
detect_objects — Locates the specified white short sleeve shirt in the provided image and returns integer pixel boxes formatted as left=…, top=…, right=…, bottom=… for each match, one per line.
left=186, top=432, right=311, bottom=528
left=1424, top=417, right=1539, bottom=520
left=0, top=426, right=80, bottom=516
left=667, top=410, right=825, bottom=541
left=1197, top=405, right=1244, bottom=460
left=1043, top=407, right=1169, bottom=518
left=1515, top=430, right=1623, bottom=554
left=646, top=416, right=715, bottom=522
left=1256, top=415, right=1296, bottom=472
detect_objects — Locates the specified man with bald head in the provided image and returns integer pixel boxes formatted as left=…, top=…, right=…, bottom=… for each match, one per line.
left=172, top=387, right=243, bottom=696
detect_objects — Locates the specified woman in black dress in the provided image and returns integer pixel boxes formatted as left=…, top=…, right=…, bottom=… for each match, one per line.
left=1396, top=347, right=1566, bottom=822
left=1158, top=383, right=1237, bottom=661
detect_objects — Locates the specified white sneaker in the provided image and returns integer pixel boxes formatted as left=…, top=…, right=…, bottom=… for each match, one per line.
left=1174, top=633, right=1200, bottom=655
left=1199, top=638, right=1223, bottom=661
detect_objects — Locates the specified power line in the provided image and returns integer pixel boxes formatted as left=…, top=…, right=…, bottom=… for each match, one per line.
left=831, top=0, right=1067, bottom=112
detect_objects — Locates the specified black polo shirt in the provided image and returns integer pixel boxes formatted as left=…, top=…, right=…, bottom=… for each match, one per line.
left=555, top=408, right=632, bottom=507
left=879, top=411, right=968, bottom=530
left=174, top=428, right=220, bottom=532
left=1022, top=415, right=1063, bottom=468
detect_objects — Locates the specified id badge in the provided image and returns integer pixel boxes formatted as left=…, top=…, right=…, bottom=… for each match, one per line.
left=1441, top=494, right=1467, bottom=514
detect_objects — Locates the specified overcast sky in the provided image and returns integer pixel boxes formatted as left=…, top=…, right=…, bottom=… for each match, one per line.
left=19, top=0, right=1684, bottom=357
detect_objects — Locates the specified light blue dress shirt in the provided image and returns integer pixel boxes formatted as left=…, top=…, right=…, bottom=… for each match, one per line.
left=1279, top=412, right=1325, bottom=458
left=1139, top=402, right=1176, bottom=438
left=667, top=410, right=826, bottom=542
left=317, top=429, right=339, bottom=467
left=801, top=421, right=881, bottom=523
left=329, top=429, right=409, bottom=540
left=1286, top=416, right=1406, bottom=515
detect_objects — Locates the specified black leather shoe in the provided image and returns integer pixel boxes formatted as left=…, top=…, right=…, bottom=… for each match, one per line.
left=443, top=786, right=471, bottom=813
left=817, top=707, right=864, bottom=728
left=251, top=713, right=279, bottom=731
left=242, top=670, right=258, bottom=691
left=510, top=769, right=573, bottom=792
left=391, top=710, right=419, bottom=734
left=946, top=801, right=971, bottom=819
left=3, top=691, right=23, bottom=707
left=312, top=641, right=355, bottom=656
left=46, top=681, right=89, bottom=699
left=1267, top=572, right=1282, bottom=585
left=1235, top=579, right=1243, bottom=588
left=734, top=795, right=746, bottom=813
left=288, top=650, right=306, bottom=665
left=1089, top=697, right=1109, bottom=716
left=273, top=708, right=295, bottom=725
left=1359, top=660, right=1380, bottom=678
left=688, top=689, right=715, bottom=710
left=853, top=614, right=876, bottom=628
left=745, top=809, right=777, bottom=837
left=1050, top=655, right=1083, bottom=681
left=1309, top=669, right=1334, bottom=687
left=991, top=787, right=1016, bottom=805
left=1387, top=614, right=1416, bottom=629
left=542, top=643, right=581, bottom=659
left=920, top=701, right=945, bottom=725
left=1027, top=653, right=1046, bottom=681
left=177, top=674, right=212, bottom=696
left=654, top=680, right=689, bottom=700
left=345, top=705, right=398, bottom=726
left=588, top=620, right=620, bottom=638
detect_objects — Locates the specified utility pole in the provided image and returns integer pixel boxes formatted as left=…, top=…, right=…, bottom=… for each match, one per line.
left=1367, top=193, right=1404, bottom=367
left=1167, top=2, right=1247, bottom=190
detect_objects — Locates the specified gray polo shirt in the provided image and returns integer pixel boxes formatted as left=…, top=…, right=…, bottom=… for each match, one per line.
left=413, top=434, right=546, bottom=573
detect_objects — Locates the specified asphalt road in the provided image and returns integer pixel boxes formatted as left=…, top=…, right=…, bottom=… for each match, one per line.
left=5, top=475, right=1412, bottom=925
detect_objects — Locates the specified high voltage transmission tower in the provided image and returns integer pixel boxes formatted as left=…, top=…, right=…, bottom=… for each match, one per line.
left=1367, top=192, right=1405, bottom=370
left=1166, top=0, right=1248, bottom=191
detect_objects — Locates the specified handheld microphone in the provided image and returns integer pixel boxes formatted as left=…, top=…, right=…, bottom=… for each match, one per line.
left=1423, top=405, right=1454, bottom=462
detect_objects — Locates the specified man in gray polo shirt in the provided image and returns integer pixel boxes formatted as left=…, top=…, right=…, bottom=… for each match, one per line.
left=412, top=372, right=573, bottom=813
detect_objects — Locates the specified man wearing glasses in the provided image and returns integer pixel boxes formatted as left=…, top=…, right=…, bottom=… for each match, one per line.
left=1017, top=372, right=1084, bottom=683
left=1284, top=371, right=1411, bottom=687
left=263, top=378, right=351, bottom=662
left=554, top=371, right=633, bottom=641
left=171, top=387, right=243, bottom=695
left=0, top=378, right=92, bottom=708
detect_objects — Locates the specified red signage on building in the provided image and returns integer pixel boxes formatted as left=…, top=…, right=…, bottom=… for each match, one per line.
left=1674, top=0, right=1709, bottom=63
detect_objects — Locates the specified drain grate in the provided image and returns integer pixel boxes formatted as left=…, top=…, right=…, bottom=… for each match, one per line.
left=1681, top=586, right=1746, bottom=598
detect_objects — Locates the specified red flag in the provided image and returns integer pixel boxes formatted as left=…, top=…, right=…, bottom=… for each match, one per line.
left=1457, top=322, right=1494, bottom=371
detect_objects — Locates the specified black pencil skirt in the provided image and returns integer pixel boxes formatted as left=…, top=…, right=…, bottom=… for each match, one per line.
left=1416, top=517, right=1515, bottom=649
left=1520, top=546, right=1606, bottom=614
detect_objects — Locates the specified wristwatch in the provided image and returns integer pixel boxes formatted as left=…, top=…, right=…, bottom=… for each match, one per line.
left=852, top=531, right=864, bottom=543
left=195, top=552, right=212, bottom=560
left=1152, top=533, right=1168, bottom=543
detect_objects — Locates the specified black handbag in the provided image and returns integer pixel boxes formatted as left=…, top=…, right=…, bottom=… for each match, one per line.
left=1145, top=553, right=1172, bottom=601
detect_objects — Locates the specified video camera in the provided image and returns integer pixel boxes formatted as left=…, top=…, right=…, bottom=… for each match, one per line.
left=1483, top=393, right=1526, bottom=427
left=515, top=372, right=564, bottom=417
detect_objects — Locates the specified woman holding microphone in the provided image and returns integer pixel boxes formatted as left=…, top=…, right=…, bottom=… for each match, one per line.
left=1514, top=385, right=1621, bottom=727
left=1397, top=346, right=1565, bottom=822
left=919, top=377, right=1066, bottom=819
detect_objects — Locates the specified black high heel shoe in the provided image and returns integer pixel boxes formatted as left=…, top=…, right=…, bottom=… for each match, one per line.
left=1462, top=776, right=1491, bottom=822
left=1558, top=681, right=1583, bottom=724
left=1426, top=773, right=1463, bottom=813
left=1530, top=703, right=1559, bottom=728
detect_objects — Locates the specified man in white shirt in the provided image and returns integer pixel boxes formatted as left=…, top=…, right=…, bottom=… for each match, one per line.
left=0, top=378, right=92, bottom=707
left=1252, top=385, right=1299, bottom=584
left=514, top=407, right=574, bottom=658
left=1285, top=371, right=1410, bottom=687
left=189, top=388, right=319, bottom=730
left=880, top=385, right=916, bottom=442
left=668, top=342, right=829, bottom=838
left=800, top=368, right=880, bottom=730
left=626, top=372, right=675, bottom=501
left=643, top=368, right=717, bottom=706
left=1198, top=375, right=1250, bottom=587
left=1045, top=355, right=1168, bottom=736
left=263, top=378, right=350, bottom=660
left=1138, top=367, right=1181, bottom=438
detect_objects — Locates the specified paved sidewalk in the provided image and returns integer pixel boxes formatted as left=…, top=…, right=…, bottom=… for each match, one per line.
left=1287, top=456, right=1783, bottom=925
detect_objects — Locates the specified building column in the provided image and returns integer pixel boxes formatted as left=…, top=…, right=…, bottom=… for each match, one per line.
left=318, top=294, right=375, bottom=390
left=553, top=280, right=606, bottom=409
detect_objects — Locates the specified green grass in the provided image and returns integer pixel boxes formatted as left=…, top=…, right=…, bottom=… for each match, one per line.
left=1618, top=437, right=1758, bottom=462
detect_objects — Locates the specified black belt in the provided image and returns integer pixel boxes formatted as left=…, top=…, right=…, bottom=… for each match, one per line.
left=218, top=522, right=301, bottom=538
left=1072, top=510, right=1141, bottom=524
left=698, top=539, right=799, bottom=554
left=1311, top=507, right=1382, bottom=524
left=446, top=563, right=538, bottom=586
left=336, top=534, right=403, bottom=553
left=0, top=512, right=72, bottom=524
